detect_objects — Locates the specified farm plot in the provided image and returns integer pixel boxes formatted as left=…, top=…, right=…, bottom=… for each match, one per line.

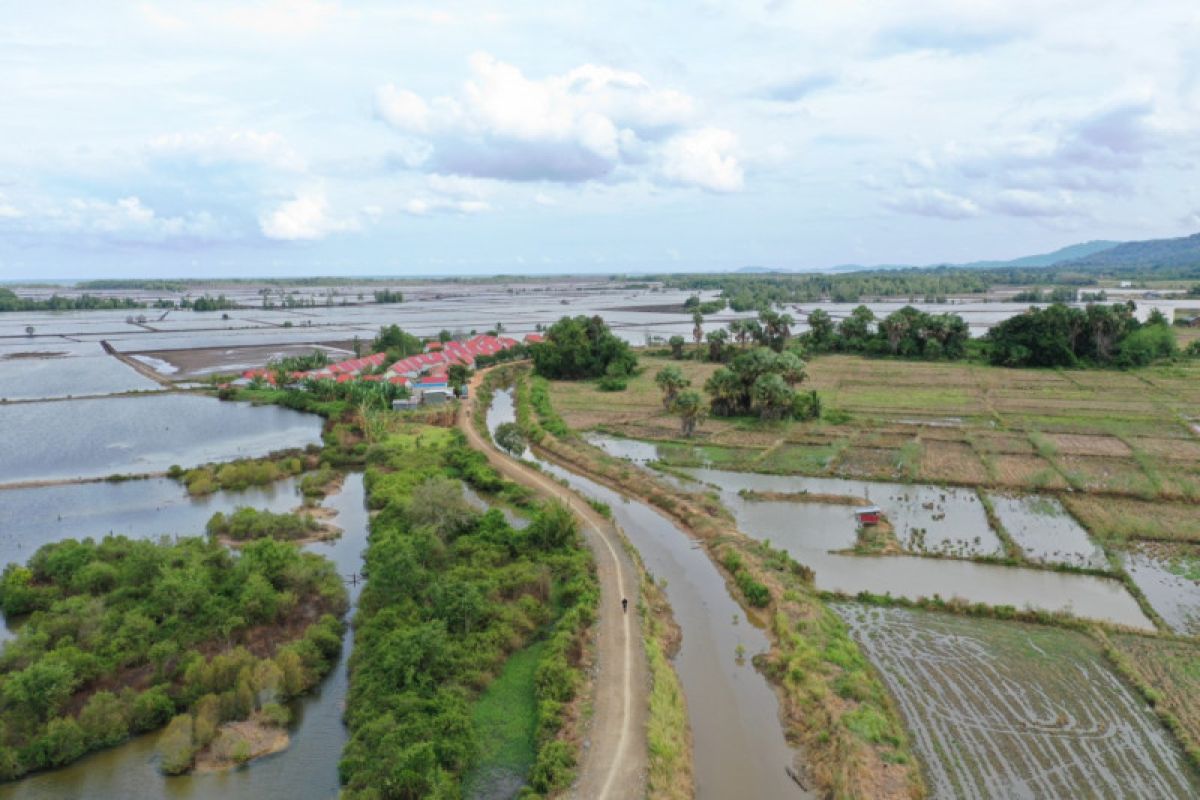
left=1111, top=635, right=1200, bottom=756
left=836, top=605, right=1200, bottom=800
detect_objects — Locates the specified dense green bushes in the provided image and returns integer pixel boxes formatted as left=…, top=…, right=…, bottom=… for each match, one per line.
left=0, top=536, right=347, bottom=778
left=340, top=425, right=597, bottom=799
left=173, top=456, right=304, bottom=496
left=206, top=507, right=321, bottom=542
left=529, top=315, right=637, bottom=380
left=721, top=550, right=771, bottom=608
left=986, top=302, right=1176, bottom=367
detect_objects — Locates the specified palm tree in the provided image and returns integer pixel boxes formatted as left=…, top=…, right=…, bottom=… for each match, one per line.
left=753, top=373, right=794, bottom=421
left=706, top=329, right=729, bottom=362
left=776, top=351, right=807, bottom=388
left=654, top=366, right=690, bottom=409
left=692, top=311, right=704, bottom=346
left=703, top=367, right=742, bottom=416
left=672, top=390, right=705, bottom=437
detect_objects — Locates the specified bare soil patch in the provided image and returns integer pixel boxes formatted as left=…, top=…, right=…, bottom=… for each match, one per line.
left=193, top=718, right=290, bottom=773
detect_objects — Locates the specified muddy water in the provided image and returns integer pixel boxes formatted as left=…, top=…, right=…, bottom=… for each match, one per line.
left=488, top=391, right=808, bottom=799
left=986, top=493, right=1108, bottom=569
left=0, top=477, right=304, bottom=567
left=1122, top=551, right=1200, bottom=635
left=689, top=468, right=1154, bottom=631
left=666, top=462, right=1003, bottom=558
left=0, top=394, right=322, bottom=485
left=0, top=474, right=369, bottom=800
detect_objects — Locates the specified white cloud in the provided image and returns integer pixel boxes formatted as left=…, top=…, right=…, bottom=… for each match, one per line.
left=987, top=189, right=1083, bottom=218
left=146, top=129, right=306, bottom=171
left=221, top=0, right=341, bottom=37
left=259, top=190, right=358, bottom=240
left=659, top=128, right=744, bottom=192
left=403, top=174, right=493, bottom=216
left=0, top=195, right=22, bottom=219
left=375, top=53, right=706, bottom=183
left=375, top=86, right=431, bottom=134
left=885, top=188, right=980, bottom=219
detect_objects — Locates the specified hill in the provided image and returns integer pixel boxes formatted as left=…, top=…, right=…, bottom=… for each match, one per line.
left=1062, top=231, right=1200, bottom=272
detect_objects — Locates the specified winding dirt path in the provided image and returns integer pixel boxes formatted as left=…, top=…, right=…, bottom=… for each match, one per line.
left=460, top=374, right=647, bottom=800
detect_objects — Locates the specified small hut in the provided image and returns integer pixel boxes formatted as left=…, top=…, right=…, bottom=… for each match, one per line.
left=855, top=505, right=882, bottom=526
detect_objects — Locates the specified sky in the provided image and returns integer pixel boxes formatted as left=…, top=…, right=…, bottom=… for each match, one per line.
left=1, top=0, right=1199, bottom=279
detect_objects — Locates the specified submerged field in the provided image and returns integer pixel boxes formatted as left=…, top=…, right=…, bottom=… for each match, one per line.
left=836, top=605, right=1200, bottom=799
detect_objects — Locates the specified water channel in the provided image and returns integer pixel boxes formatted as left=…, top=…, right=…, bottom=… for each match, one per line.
left=487, top=390, right=809, bottom=799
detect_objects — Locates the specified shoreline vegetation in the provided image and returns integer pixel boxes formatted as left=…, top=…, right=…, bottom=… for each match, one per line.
left=0, top=534, right=348, bottom=780
left=504, top=363, right=925, bottom=798
left=209, top=364, right=602, bottom=797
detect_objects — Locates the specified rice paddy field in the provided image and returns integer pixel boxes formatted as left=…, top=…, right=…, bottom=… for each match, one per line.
left=1111, top=634, right=1200, bottom=756
left=836, top=605, right=1200, bottom=799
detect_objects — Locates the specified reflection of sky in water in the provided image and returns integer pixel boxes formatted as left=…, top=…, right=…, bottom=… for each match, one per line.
left=0, top=394, right=322, bottom=484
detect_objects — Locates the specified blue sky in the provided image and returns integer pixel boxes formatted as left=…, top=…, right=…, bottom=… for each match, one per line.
left=1, top=0, right=1198, bottom=278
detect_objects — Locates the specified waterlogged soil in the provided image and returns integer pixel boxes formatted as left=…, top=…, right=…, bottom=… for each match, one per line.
left=0, top=394, right=322, bottom=484
left=685, top=467, right=1154, bottom=631
left=0, top=474, right=369, bottom=800
left=0, top=343, right=160, bottom=400
left=987, top=493, right=1108, bottom=569
left=488, top=391, right=807, bottom=799
left=651, top=456, right=1005, bottom=558
left=835, top=604, right=1200, bottom=800
left=1122, top=547, right=1200, bottom=636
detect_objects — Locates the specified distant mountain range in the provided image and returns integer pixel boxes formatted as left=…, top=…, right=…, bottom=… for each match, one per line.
left=739, top=231, right=1200, bottom=275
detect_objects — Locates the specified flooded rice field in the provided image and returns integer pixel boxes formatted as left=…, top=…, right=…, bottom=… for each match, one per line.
left=487, top=391, right=808, bottom=799
left=836, top=605, right=1200, bottom=799
left=0, top=394, right=322, bottom=485
left=677, top=467, right=1153, bottom=630
left=1122, top=549, right=1200, bottom=636
left=987, top=493, right=1108, bottom=569
left=0, top=474, right=369, bottom=800
left=0, top=477, right=302, bottom=565
left=0, top=343, right=161, bottom=400
left=675, top=463, right=1003, bottom=557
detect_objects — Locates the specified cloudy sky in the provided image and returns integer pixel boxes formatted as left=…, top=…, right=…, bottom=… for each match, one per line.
left=1, top=0, right=1199, bottom=278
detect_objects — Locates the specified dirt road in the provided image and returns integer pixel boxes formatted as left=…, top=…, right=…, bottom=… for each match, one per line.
left=459, top=375, right=647, bottom=800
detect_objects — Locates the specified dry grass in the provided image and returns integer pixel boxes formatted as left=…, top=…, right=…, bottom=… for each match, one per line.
left=547, top=352, right=1200, bottom=508
left=1045, top=433, right=1132, bottom=457
left=1062, top=495, right=1200, bottom=545
left=988, top=454, right=1066, bottom=489
left=917, top=440, right=990, bottom=484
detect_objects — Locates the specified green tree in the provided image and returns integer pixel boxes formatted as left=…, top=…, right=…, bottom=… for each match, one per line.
left=805, top=309, right=834, bottom=350
left=530, top=316, right=637, bottom=379
left=528, top=501, right=577, bottom=550
left=494, top=422, right=526, bottom=456
left=752, top=373, right=795, bottom=421
left=447, top=364, right=472, bottom=397
left=672, top=390, right=705, bottom=437
left=668, top=335, right=686, bottom=359
left=654, top=366, right=690, bottom=409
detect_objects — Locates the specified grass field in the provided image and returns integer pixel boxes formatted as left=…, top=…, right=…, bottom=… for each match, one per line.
left=463, top=640, right=545, bottom=798
left=549, top=353, right=1200, bottom=541
left=837, top=605, right=1200, bottom=799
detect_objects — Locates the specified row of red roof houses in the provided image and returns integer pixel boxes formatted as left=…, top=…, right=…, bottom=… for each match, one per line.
left=240, top=333, right=536, bottom=387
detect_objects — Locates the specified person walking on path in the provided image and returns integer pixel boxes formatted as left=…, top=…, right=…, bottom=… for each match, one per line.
left=622, top=597, right=628, bottom=614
